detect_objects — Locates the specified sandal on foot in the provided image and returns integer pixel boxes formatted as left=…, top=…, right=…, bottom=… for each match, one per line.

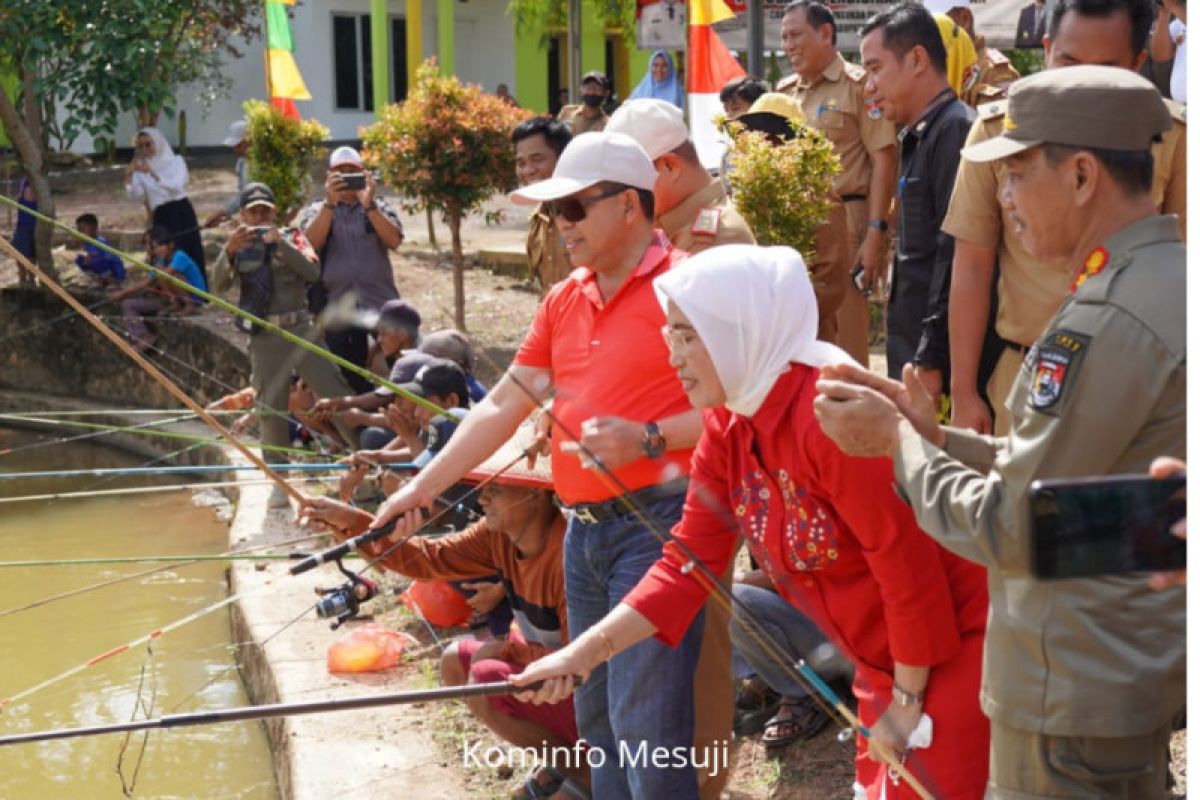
left=761, top=696, right=831, bottom=748
left=514, top=767, right=565, bottom=799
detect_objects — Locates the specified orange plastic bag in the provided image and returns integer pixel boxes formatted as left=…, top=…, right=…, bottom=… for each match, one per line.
left=400, top=579, right=472, bottom=628
left=326, top=623, right=418, bottom=674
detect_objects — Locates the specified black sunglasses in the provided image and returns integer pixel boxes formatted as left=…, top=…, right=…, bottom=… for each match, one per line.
left=548, top=185, right=629, bottom=223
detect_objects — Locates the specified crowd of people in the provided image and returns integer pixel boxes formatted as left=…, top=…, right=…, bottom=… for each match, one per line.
left=12, top=0, right=1186, bottom=797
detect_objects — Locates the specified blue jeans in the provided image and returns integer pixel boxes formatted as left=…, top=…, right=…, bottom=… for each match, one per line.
left=729, top=583, right=853, bottom=700
left=565, top=494, right=705, bottom=800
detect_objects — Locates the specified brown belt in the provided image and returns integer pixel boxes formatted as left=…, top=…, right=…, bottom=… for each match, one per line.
left=560, top=478, right=690, bottom=525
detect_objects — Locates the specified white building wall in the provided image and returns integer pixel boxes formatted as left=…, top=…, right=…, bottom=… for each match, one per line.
left=84, top=0, right=516, bottom=152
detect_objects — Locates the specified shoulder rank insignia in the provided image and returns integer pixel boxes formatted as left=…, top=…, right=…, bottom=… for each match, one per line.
left=692, top=207, right=722, bottom=236
left=1029, top=329, right=1091, bottom=412
left=1070, top=246, right=1108, bottom=293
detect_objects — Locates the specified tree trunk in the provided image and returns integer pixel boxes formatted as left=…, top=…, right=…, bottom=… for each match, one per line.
left=449, top=206, right=466, bottom=332
left=426, top=206, right=438, bottom=251
left=0, top=70, right=57, bottom=280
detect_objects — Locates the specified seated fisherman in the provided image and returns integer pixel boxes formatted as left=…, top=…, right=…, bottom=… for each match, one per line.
left=299, top=424, right=586, bottom=800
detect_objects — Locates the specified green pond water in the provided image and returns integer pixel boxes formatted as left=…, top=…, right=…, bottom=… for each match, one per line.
left=0, top=427, right=278, bottom=798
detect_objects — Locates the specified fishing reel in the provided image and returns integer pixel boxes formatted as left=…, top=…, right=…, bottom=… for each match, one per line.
left=313, top=556, right=378, bottom=630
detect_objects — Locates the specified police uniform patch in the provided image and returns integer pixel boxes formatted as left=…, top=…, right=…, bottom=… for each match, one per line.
left=1028, top=330, right=1090, bottom=412
left=864, top=96, right=883, bottom=120
left=691, top=207, right=721, bottom=237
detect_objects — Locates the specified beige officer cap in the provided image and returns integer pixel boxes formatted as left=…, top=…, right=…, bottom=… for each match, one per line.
left=961, top=65, right=1171, bottom=163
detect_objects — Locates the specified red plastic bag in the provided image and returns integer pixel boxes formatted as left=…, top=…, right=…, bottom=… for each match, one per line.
left=326, top=623, right=418, bottom=674
left=400, top=579, right=471, bottom=628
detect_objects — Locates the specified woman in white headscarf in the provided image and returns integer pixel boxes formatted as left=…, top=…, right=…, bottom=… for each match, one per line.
left=125, top=126, right=206, bottom=282
left=512, top=245, right=990, bottom=800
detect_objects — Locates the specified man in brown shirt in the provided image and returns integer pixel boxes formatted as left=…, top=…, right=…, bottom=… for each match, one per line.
left=512, top=116, right=575, bottom=294
left=778, top=0, right=896, bottom=365
left=944, top=0, right=1187, bottom=435
left=557, top=71, right=610, bottom=136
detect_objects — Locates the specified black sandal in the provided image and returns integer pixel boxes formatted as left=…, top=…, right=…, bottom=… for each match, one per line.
left=761, top=696, right=831, bottom=748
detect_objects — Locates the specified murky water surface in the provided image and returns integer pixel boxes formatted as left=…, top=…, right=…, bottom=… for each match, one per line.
left=0, top=428, right=277, bottom=798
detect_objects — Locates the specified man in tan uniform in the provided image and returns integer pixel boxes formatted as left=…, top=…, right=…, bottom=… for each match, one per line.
left=777, top=0, right=896, bottom=365
left=605, top=97, right=751, bottom=800
left=512, top=116, right=575, bottom=294
left=946, top=4, right=1022, bottom=105
left=815, top=66, right=1184, bottom=799
left=945, top=0, right=1186, bottom=435
left=557, top=71, right=610, bottom=136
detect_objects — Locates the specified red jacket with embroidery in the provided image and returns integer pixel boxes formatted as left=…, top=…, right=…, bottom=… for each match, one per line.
left=623, top=363, right=988, bottom=685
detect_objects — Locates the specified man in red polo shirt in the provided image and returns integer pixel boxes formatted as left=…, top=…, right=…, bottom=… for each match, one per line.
left=373, top=131, right=711, bottom=799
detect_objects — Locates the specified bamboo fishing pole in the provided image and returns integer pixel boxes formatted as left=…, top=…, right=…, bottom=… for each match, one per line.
left=0, top=237, right=305, bottom=504
left=0, top=415, right=315, bottom=456
left=0, top=552, right=361, bottom=568
left=0, top=462, right=408, bottom=481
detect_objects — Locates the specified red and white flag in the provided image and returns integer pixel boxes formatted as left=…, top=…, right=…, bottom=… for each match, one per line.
left=687, top=0, right=745, bottom=169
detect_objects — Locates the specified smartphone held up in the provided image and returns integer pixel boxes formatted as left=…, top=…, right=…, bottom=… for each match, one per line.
left=1030, top=473, right=1186, bottom=580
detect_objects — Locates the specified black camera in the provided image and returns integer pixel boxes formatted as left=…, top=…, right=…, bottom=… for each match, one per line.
left=313, top=557, right=378, bottom=629
left=340, top=172, right=367, bottom=191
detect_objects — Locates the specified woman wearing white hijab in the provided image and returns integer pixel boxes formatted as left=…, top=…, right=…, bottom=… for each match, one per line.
left=513, top=245, right=990, bottom=799
left=125, top=126, right=206, bottom=282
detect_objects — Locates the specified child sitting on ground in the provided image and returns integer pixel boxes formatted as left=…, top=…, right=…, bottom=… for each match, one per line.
left=109, top=225, right=207, bottom=351
left=73, top=213, right=127, bottom=286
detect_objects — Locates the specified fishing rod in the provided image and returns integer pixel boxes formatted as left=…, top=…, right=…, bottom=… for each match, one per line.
left=0, top=409, right=247, bottom=418
left=0, top=194, right=454, bottom=424
left=0, top=476, right=331, bottom=505
left=0, top=237, right=311, bottom=505
left=0, top=415, right=317, bottom=458
left=0, top=462, right=408, bottom=481
left=0, top=533, right=327, bottom=622
left=0, top=411, right=200, bottom=458
left=0, top=679, right=566, bottom=747
left=441, top=313, right=936, bottom=798
left=0, top=552, right=362, bottom=568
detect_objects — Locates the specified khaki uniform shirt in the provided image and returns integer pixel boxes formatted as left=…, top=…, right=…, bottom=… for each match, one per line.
left=777, top=53, right=895, bottom=199
left=657, top=178, right=755, bottom=255
left=557, top=104, right=608, bottom=136
left=894, top=215, right=1186, bottom=737
left=942, top=98, right=1186, bottom=347
left=963, top=46, right=1020, bottom=107
left=526, top=203, right=573, bottom=295
left=211, top=228, right=319, bottom=316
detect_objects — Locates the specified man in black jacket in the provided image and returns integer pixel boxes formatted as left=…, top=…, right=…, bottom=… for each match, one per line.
left=861, top=2, right=976, bottom=399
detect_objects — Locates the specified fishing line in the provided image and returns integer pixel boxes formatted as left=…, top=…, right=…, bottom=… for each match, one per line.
left=0, top=412, right=196, bottom=458
left=0, top=475, right=333, bottom=506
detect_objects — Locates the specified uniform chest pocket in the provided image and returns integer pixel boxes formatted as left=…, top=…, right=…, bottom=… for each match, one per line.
left=815, top=104, right=848, bottom=131
left=898, top=175, right=929, bottom=238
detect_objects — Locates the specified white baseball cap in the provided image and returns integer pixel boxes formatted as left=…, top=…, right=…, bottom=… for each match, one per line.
left=329, top=145, right=364, bottom=168
left=510, top=131, right=657, bottom=205
left=606, top=99, right=690, bottom=160
left=222, top=119, right=248, bottom=147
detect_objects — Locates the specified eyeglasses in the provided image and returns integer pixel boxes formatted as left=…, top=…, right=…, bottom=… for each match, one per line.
left=661, top=324, right=699, bottom=353
left=548, top=185, right=628, bottom=223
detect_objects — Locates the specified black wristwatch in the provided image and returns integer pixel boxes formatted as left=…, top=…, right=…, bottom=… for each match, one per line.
left=868, top=219, right=889, bottom=233
left=642, top=422, right=666, bottom=458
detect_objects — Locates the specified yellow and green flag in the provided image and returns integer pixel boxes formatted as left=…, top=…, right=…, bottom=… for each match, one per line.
left=265, top=0, right=310, bottom=118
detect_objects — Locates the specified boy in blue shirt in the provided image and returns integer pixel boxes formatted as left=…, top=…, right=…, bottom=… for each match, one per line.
left=109, top=225, right=207, bottom=351
left=74, top=214, right=127, bottom=285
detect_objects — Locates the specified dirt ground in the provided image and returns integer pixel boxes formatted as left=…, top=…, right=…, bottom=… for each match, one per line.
left=1, top=162, right=1186, bottom=800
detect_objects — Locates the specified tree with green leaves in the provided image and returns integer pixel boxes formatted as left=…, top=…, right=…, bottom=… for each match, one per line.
left=0, top=0, right=260, bottom=272
left=242, top=100, right=328, bottom=224
left=362, top=60, right=526, bottom=331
